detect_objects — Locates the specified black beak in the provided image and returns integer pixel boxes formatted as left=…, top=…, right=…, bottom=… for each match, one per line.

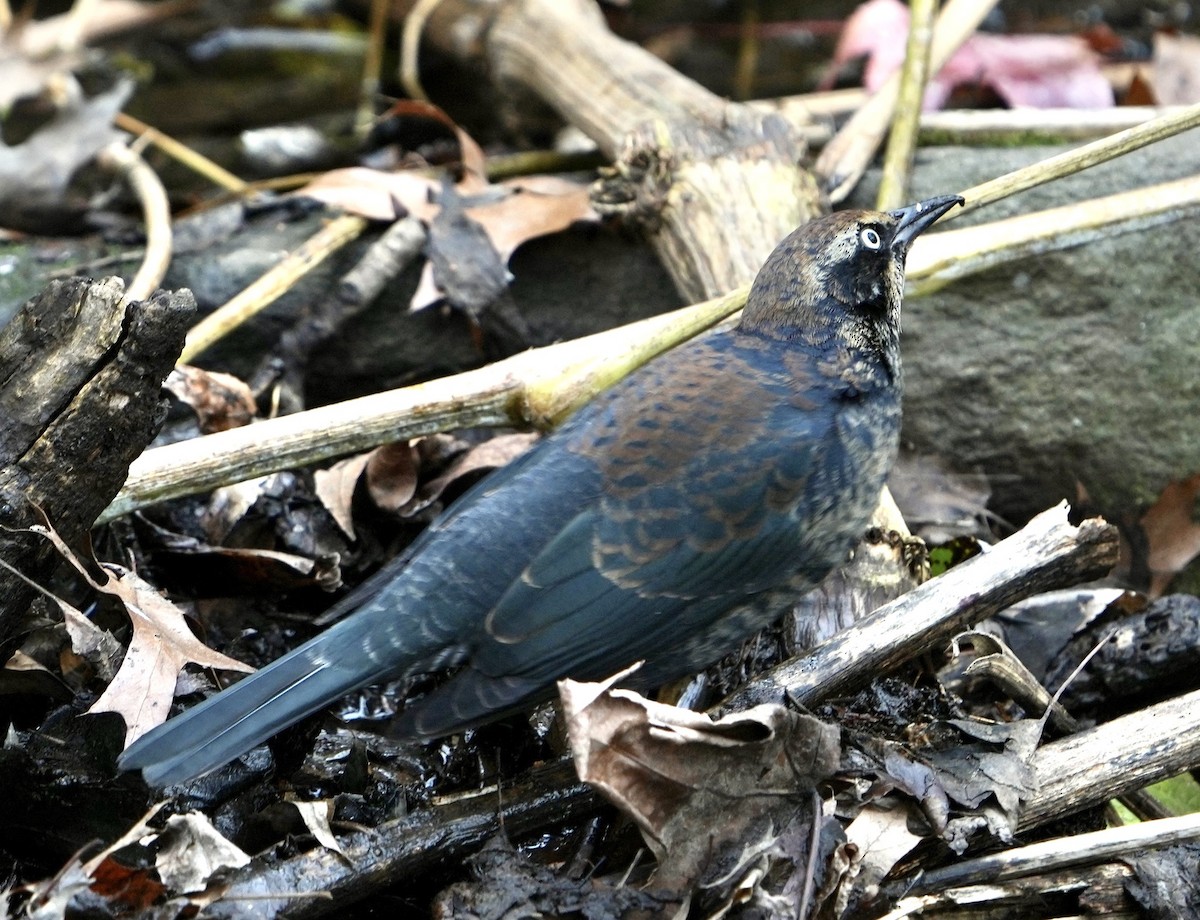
left=890, top=194, right=964, bottom=251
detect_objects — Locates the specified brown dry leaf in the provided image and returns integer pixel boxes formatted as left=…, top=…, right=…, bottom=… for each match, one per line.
left=299, top=167, right=440, bottom=221
left=1141, top=473, right=1200, bottom=597
left=559, top=669, right=839, bottom=892
left=316, top=435, right=534, bottom=534
left=1153, top=32, right=1200, bottom=104
left=152, top=812, right=251, bottom=895
left=165, top=365, right=257, bottom=434
left=132, top=515, right=342, bottom=596
left=403, top=432, right=538, bottom=516
left=86, top=857, right=167, bottom=913
left=314, top=452, right=373, bottom=540
left=365, top=441, right=421, bottom=514
left=468, top=176, right=599, bottom=262
left=202, top=475, right=274, bottom=544
left=90, top=565, right=254, bottom=745
left=0, top=649, right=72, bottom=699
left=61, top=602, right=123, bottom=681
left=412, top=178, right=598, bottom=314
left=375, top=98, right=490, bottom=189
left=29, top=523, right=252, bottom=745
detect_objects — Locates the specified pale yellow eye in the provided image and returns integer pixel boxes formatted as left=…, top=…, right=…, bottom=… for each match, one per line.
left=860, top=227, right=882, bottom=249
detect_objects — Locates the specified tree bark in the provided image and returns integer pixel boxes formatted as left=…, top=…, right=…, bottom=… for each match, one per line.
left=0, top=279, right=193, bottom=650
left=409, top=0, right=822, bottom=301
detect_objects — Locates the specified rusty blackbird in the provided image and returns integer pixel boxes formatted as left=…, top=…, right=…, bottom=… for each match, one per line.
left=120, top=194, right=963, bottom=786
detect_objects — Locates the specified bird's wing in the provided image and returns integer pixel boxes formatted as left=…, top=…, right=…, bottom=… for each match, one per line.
left=455, top=343, right=834, bottom=688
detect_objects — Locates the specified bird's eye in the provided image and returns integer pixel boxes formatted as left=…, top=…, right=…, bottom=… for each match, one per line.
left=860, top=227, right=882, bottom=249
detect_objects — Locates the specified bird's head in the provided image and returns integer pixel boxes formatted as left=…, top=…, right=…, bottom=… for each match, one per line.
left=739, top=194, right=963, bottom=359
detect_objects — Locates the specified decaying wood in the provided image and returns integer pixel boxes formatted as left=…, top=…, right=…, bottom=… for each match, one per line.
left=912, top=812, right=1200, bottom=894
left=198, top=759, right=597, bottom=920
left=886, top=862, right=1139, bottom=918
left=0, top=278, right=193, bottom=651
left=1026, top=688, right=1200, bottom=829
left=403, top=0, right=821, bottom=301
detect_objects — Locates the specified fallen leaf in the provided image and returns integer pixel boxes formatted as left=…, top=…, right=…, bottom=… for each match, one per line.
left=29, top=522, right=252, bottom=745
left=299, top=167, right=441, bottom=221
left=372, top=98, right=490, bottom=186
left=420, top=181, right=511, bottom=316
left=133, top=515, right=343, bottom=597
left=841, top=804, right=926, bottom=906
left=826, top=0, right=1113, bottom=110
left=1141, top=473, right=1200, bottom=597
left=365, top=441, right=421, bottom=514
left=413, top=178, right=598, bottom=315
left=151, top=812, right=251, bottom=895
left=403, top=432, right=537, bottom=516
left=87, top=858, right=166, bottom=912
left=202, top=475, right=275, bottom=544
left=165, top=365, right=257, bottom=434
left=469, top=176, right=599, bottom=262
left=559, top=668, right=840, bottom=893
left=0, top=650, right=72, bottom=700
left=290, top=799, right=344, bottom=855
left=314, top=452, right=373, bottom=540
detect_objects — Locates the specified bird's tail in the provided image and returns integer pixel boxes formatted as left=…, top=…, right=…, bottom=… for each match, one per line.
left=117, top=645, right=370, bottom=787
left=117, top=597, right=442, bottom=787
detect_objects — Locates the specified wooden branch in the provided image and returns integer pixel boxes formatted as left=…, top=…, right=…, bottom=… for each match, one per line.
left=1024, top=688, right=1200, bottom=829
left=100, top=290, right=743, bottom=523
left=717, top=503, right=1119, bottom=713
left=914, top=813, right=1200, bottom=893
left=451, top=0, right=821, bottom=301
left=198, top=759, right=598, bottom=920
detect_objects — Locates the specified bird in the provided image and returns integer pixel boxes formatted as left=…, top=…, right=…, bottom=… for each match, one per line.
left=119, top=194, right=963, bottom=787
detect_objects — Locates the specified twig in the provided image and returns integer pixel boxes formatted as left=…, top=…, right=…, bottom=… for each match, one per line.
left=101, top=289, right=743, bottom=523
left=911, top=812, right=1200, bottom=895
left=907, top=173, right=1200, bottom=295
left=716, top=503, right=1118, bottom=714
left=97, top=141, right=172, bottom=303
left=115, top=112, right=248, bottom=194
left=400, top=0, right=447, bottom=102
left=916, top=105, right=1197, bottom=146
left=193, top=758, right=597, bottom=920
left=876, top=0, right=936, bottom=210
left=356, top=0, right=389, bottom=136
left=1025, top=687, right=1200, bottom=829
left=731, top=0, right=760, bottom=101
left=179, top=213, right=369, bottom=363
left=951, top=102, right=1200, bottom=217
